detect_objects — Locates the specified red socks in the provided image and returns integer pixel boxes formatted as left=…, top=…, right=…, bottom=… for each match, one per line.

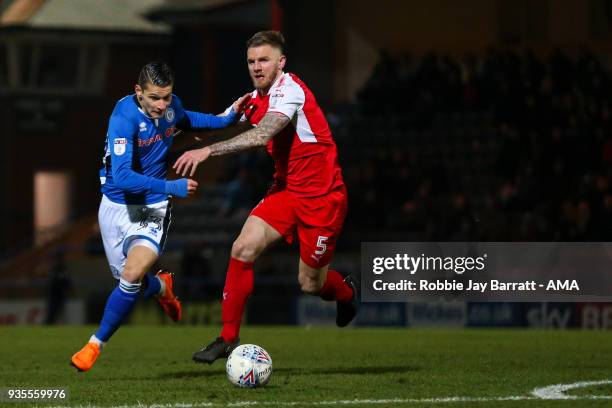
left=220, top=264, right=351, bottom=341
left=220, top=258, right=254, bottom=342
left=319, top=269, right=353, bottom=302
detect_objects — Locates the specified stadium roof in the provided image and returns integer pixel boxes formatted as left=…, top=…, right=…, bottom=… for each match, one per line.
left=0, top=0, right=260, bottom=34
left=0, top=0, right=171, bottom=33
left=146, top=0, right=242, bottom=13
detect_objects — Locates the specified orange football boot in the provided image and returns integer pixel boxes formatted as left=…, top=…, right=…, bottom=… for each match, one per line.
left=70, top=342, right=100, bottom=372
left=156, top=270, right=182, bottom=322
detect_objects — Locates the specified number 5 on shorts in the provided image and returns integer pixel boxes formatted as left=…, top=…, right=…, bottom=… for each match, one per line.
left=315, top=236, right=328, bottom=256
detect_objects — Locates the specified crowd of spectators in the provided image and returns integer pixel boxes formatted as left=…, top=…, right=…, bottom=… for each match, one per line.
left=343, top=48, right=611, bottom=241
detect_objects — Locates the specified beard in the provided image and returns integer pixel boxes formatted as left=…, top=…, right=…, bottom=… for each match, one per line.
left=251, top=66, right=280, bottom=91
left=253, top=75, right=271, bottom=90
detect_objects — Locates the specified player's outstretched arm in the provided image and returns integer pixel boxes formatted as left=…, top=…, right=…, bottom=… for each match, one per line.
left=181, top=93, right=252, bottom=130
left=173, top=112, right=290, bottom=177
left=194, top=93, right=253, bottom=142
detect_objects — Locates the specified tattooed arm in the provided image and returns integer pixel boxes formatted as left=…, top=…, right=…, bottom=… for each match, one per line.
left=173, top=112, right=291, bottom=177
left=210, top=112, right=289, bottom=156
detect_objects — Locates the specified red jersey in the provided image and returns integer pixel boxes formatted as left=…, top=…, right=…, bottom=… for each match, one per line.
left=240, top=72, right=344, bottom=197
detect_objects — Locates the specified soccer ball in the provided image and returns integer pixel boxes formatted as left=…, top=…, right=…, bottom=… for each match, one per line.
left=226, top=344, right=273, bottom=388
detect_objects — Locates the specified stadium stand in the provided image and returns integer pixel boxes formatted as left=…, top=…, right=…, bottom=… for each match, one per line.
left=169, top=48, right=611, bottom=248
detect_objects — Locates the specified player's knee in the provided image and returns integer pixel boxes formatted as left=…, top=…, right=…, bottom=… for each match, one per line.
left=121, top=265, right=143, bottom=284
left=231, top=239, right=260, bottom=262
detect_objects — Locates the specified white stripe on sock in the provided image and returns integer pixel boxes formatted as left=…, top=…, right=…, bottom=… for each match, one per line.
left=157, top=275, right=166, bottom=296
left=119, top=278, right=141, bottom=294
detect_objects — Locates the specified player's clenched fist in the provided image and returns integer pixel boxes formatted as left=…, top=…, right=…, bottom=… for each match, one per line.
left=187, top=179, right=199, bottom=196
left=173, top=146, right=212, bottom=177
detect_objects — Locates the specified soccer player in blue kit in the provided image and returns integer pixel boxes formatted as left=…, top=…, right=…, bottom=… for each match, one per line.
left=70, top=62, right=250, bottom=371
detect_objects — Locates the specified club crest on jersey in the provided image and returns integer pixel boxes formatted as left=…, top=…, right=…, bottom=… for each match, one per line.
left=165, top=107, right=175, bottom=123
left=114, top=138, right=127, bottom=155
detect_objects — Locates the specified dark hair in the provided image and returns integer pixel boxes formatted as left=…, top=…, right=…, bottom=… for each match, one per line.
left=246, top=31, right=285, bottom=53
left=138, top=61, right=174, bottom=89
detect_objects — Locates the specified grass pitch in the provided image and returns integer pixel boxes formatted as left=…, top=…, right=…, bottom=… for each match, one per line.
left=1, top=326, right=611, bottom=407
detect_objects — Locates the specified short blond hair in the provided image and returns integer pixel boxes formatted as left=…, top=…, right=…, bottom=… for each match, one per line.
left=246, top=31, right=284, bottom=52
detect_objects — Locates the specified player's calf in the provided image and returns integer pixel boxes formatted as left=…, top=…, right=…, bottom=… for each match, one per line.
left=299, top=275, right=323, bottom=295
left=298, top=261, right=326, bottom=295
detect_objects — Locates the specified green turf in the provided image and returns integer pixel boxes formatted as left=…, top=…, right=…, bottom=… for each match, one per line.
left=0, top=326, right=611, bottom=407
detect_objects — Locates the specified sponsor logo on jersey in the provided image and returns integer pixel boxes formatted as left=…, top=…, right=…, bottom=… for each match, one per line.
left=138, top=126, right=178, bottom=148
left=114, top=138, right=127, bottom=155
left=139, top=122, right=147, bottom=132
left=165, top=107, right=175, bottom=123
left=139, top=134, right=163, bottom=147
left=165, top=126, right=177, bottom=137
left=269, top=92, right=284, bottom=109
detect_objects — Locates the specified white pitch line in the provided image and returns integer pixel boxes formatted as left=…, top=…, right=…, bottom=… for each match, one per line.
left=226, top=397, right=538, bottom=406
left=531, top=380, right=612, bottom=400
left=34, top=398, right=538, bottom=408
left=30, top=380, right=612, bottom=408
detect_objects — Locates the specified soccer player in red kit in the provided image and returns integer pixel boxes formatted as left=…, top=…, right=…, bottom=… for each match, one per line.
left=173, top=30, right=357, bottom=364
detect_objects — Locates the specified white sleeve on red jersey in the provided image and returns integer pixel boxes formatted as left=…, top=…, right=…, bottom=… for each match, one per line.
left=267, top=77, right=305, bottom=119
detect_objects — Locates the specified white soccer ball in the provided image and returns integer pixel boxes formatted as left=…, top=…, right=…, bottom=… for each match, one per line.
left=226, top=344, right=273, bottom=388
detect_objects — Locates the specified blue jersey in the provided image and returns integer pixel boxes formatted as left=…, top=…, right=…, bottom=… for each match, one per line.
left=100, top=94, right=235, bottom=204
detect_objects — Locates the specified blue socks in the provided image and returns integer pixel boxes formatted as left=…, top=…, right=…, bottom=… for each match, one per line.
left=93, top=274, right=164, bottom=343
left=142, top=273, right=162, bottom=299
left=94, top=279, right=141, bottom=342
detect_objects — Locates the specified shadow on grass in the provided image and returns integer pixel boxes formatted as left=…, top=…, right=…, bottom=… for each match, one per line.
left=164, top=369, right=226, bottom=378
left=277, top=365, right=419, bottom=375
left=161, top=365, right=418, bottom=379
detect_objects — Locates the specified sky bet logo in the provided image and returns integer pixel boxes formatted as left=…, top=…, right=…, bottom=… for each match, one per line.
left=372, top=253, right=487, bottom=275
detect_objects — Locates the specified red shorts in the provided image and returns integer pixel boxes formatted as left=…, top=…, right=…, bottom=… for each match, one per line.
left=250, top=186, right=348, bottom=268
